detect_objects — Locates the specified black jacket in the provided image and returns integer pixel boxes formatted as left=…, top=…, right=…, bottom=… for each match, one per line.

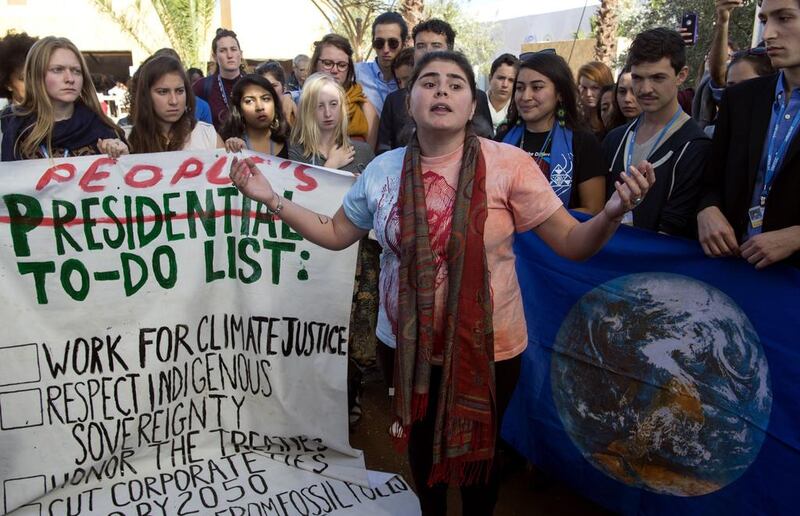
left=376, top=88, right=494, bottom=154
left=698, top=74, right=800, bottom=267
left=603, top=116, right=711, bottom=237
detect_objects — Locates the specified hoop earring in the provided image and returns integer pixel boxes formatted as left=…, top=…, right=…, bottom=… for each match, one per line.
left=271, top=117, right=279, bottom=130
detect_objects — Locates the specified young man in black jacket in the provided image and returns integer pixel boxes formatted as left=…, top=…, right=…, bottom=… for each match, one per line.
left=603, top=28, right=710, bottom=237
left=697, top=0, right=800, bottom=269
left=376, top=19, right=493, bottom=154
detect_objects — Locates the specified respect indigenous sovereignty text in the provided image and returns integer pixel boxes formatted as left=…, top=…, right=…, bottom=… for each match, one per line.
left=0, top=150, right=419, bottom=516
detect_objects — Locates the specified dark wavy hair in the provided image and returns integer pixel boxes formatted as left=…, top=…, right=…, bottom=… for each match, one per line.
left=219, top=74, right=289, bottom=143
left=412, top=19, right=456, bottom=49
left=0, top=31, right=38, bottom=100
left=255, top=61, right=286, bottom=88
left=391, top=47, right=415, bottom=75
left=610, top=66, right=634, bottom=129
left=409, top=50, right=476, bottom=100
left=627, top=27, right=686, bottom=74
left=129, top=55, right=197, bottom=153
left=372, top=11, right=409, bottom=43
left=490, top=53, right=519, bottom=79
left=310, top=34, right=356, bottom=90
left=495, top=52, right=584, bottom=139
left=595, top=84, right=617, bottom=138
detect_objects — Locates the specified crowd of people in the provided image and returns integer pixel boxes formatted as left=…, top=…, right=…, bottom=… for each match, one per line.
left=1, top=0, right=799, bottom=514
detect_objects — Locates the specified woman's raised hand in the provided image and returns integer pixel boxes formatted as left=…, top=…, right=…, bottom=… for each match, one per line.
left=230, top=156, right=277, bottom=205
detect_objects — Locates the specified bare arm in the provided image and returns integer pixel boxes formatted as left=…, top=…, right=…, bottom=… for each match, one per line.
left=709, top=0, right=743, bottom=86
left=534, top=163, right=655, bottom=261
left=230, top=157, right=368, bottom=251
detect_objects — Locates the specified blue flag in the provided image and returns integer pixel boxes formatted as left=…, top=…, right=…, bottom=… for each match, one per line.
left=502, top=223, right=800, bottom=515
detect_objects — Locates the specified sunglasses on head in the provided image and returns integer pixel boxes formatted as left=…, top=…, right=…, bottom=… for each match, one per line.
left=373, top=38, right=401, bottom=50
left=519, top=48, right=557, bottom=61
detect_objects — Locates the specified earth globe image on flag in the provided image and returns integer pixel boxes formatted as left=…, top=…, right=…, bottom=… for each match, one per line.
left=550, top=273, right=772, bottom=496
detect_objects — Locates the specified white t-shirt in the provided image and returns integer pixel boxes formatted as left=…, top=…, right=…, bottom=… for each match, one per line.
left=185, top=121, right=219, bottom=150
left=488, top=97, right=511, bottom=131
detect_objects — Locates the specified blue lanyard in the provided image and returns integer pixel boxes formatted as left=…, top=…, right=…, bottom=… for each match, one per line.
left=40, top=145, right=68, bottom=158
left=625, top=108, right=682, bottom=170
left=761, top=94, right=800, bottom=206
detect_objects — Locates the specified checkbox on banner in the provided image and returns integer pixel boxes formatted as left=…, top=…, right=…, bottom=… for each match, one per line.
left=4, top=475, right=45, bottom=515
left=0, top=389, right=43, bottom=430
left=0, top=344, right=41, bottom=387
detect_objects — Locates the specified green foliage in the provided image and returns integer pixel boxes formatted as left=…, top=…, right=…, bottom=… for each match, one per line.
left=618, top=0, right=757, bottom=84
left=424, top=0, right=498, bottom=75
left=310, top=0, right=392, bottom=62
left=150, top=0, right=215, bottom=68
left=91, top=0, right=214, bottom=68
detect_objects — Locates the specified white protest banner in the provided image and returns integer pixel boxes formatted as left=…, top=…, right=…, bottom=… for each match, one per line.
left=0, top=150, right=419, bottom=515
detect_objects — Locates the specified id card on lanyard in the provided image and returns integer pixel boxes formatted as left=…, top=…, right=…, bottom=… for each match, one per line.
left=621, top=108, right=682, bottom=225
left=749, top=91, right=800, bottom=229
left=39, top=145, right=69, bottom=158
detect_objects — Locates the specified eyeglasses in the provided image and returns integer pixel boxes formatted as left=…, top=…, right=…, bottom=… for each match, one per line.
left=319, top=59, right=349, bottom=72
left=519, top=48, right=556, bottom=61
left=373, top=38, right=401, bottom=50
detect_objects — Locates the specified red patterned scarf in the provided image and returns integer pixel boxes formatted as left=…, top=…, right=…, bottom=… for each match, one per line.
left=393, top=129, right=496, bottom=486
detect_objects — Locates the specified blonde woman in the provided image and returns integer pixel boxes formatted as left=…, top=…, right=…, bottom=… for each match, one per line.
left=1, top=36, right=127, bottom=161
left=289, top=73, right=374, bottom=173
left=289, top=72, right=376, bottom=427
left=310, top=34, right=379, bottom=149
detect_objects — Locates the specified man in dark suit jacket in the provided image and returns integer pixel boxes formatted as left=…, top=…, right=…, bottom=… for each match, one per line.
left=697, top=0, right=800, bottom=268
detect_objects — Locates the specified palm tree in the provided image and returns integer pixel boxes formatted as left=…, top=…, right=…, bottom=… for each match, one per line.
left=399, top=0, right=425, bottom=39
left=91, top=0, right=215, bottom=68
left=309, top=0, right=390, bottom=62
left=150, top=0, right=216, bottom=68
left=594, top=0, right=619, bottom=66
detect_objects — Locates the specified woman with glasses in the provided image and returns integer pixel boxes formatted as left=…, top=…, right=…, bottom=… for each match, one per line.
left=221, top=74, right=291, bottom=158
left=310, top=34, right=379, bottom=149
left=496, top=52, right=607, bottom=214
left=1, top=36, right=127, bottom=161
left=231, top=49, right=653, bottom=516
